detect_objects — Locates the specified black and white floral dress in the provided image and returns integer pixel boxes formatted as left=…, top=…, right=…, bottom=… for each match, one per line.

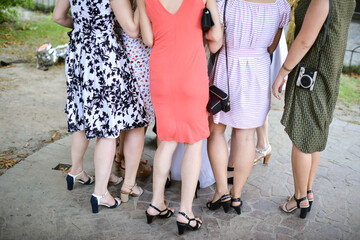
left=65, top=0, right=148, bottom=139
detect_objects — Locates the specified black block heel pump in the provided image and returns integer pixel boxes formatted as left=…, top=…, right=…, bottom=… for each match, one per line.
left=231, top=198, right=243, bottom=215
left=176, top=212, right=202, bottom=235
left=206, top=194, right=231, bottom=213
left=145, top=203, right=174, bottom=224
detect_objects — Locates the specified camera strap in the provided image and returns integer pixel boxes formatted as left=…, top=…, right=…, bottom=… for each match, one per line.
left=223, top=0, right=230, bottom=102
left=316, top=0, right=333, bottom=70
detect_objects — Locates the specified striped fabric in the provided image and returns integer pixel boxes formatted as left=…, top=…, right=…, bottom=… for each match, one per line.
left=212, top=0, right=291, bottom=129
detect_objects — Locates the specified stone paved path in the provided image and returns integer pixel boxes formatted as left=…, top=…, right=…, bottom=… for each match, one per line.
left=0, top=111, right=359, bottom=240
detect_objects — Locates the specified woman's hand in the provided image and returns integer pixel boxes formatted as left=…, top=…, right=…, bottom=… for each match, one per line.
left=272, top=68, right=288, bottom=100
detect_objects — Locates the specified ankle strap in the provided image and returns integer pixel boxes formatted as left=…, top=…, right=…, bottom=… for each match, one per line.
left=227, top=167, right=234, bottom=171
left=221, top=194, right=231, bottom=201
left=295, top=196, right=307, bottom=208
left=307, top=190, right=313, bottom=193
left=178, top=211, right=190, bottom=220
left=92, top=190, right=108, bottom=199
left=149, top=203, right=167, bottom=213
left=68, top=170, right=84, bottom=178
left=231, top=197, right=241, bottom=202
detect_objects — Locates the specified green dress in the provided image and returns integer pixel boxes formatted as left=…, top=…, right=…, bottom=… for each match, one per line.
left=281, top=0, right=355, bottom=153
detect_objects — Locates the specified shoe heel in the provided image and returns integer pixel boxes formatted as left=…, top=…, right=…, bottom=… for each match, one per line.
left=90, top=195, right=99, bottom=214
left=145, top=211, right=154, bottom=224
left=176, top=222, right=185, bottom=235
left=120, top=193, right=129, bottom=203
left=308, top=201, right=313, bottom=212
left=300, top=207, right=308, bottom=219
left=233, top=205, right=241, bottom=215
left=66, top=175, right=74, bottom=191
left=263, top=154, right=271, bottom=164
left=222, top=201, right=231, bottom=213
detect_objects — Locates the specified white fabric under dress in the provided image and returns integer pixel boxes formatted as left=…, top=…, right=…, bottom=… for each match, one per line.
left=270, top=31, right=288, bottom=86
left=212, top=0, right=291, bottom=129
left=170, top=139, right=215, bottom=188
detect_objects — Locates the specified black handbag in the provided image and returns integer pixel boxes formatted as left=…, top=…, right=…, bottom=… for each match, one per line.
left=201, top=8, right=214, bottom=32
left=207, top=0, right=230, bottom=115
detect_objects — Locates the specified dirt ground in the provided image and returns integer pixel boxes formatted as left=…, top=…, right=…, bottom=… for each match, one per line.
left=0, top=61, right=359, bottom=175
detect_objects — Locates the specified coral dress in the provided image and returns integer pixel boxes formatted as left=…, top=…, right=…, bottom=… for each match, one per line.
left=145, top=0, right=209, bottom=143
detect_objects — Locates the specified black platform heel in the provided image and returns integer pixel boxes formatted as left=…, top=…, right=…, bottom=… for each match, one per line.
left=145, top=203, right=174, bottom=224
left=295, top=196, right=310, bottom=219
left=231, top=198, right=243, bottom=215
left=307, top=190, right=313, bottom=212
left=176, top=211, right=202, bottom=235
left=206, top=194, right=231, bottom=213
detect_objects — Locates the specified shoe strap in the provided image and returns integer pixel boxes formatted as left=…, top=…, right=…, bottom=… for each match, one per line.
left=68, top=170, right=84, bottom=179
left=179, top=212, right=201, bottom=228
left=227, top=167, right=234, bottom=171
left=255, top=145, right=271, bottom=156
left=295, top=196, right=307, bottom=208
left=122, top=183, right=137, bottom=194
left=92, top=191, right=109, bottom=204
left=221, top=194, right=231, bottom=202
left=149, top=203, right=168, bottom=214
left=231, top=197, right=241, bottom=203
left=307, top=190, right=313, bottom=193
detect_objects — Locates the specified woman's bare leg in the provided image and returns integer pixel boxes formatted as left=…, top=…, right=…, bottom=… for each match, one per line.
left=147, top=140, right=178, bottom=214
left=230, top=128, right=256, bottom=205
left=69, top=130, right=90, bottom=181
left=176, top=140, right=202, bottom=224
left=207, top=116, right=229, bottom=201
left=93, top=137, right=117, bottom=205
left=122, top=127, right=145, bottom=192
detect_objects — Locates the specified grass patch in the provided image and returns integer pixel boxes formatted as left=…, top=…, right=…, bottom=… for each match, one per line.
left=338, top=73, right=360, bottom=106
left=0, top=13, right=70, bottom=61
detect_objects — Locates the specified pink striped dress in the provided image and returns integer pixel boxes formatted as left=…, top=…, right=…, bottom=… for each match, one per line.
left=212, top=0, right=290, bottom=129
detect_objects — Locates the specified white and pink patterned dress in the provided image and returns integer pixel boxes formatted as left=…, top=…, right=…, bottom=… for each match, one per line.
left=212, top=0, right=291, bottom=129
left=122, top=32, right=155, bottom=125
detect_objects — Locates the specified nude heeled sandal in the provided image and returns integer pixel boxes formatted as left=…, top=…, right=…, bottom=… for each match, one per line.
left=254, top=145, right=272, bottom=165
left=120, top=183, right=143, bottom=202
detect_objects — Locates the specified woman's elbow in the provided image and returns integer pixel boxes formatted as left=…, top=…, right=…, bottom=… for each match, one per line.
left=53, top=14, right=64, bottom=24
left=124, top=25, right=139, bottom=38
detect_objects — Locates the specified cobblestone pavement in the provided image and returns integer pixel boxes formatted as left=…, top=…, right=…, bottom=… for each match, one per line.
left=0, top=111, right=359, bottom=240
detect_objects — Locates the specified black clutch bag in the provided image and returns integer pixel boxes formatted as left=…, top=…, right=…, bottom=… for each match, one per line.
left=201, top=8, right=214, bottom=32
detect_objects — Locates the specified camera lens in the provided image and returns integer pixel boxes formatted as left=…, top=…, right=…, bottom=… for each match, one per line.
left=300, top=75, right=312, bottom=88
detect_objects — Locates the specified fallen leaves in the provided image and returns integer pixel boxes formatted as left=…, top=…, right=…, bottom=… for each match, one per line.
left=0, top=153, right=17, bottom=169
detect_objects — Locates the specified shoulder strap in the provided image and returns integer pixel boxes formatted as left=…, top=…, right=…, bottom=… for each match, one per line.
left=316, top=0, right=332, bottom=69
left=223, top=0, right=230, bottom=101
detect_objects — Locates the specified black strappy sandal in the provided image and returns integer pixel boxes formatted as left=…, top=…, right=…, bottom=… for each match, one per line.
left=206, top=194, right=231, bottom=213
left=145, top=203, right=174, bottom=224
left=295, top=196, right=310, bottom=219
left=231, top=198, right=243, bottom=215
left=176, top=211, right=202, bottom=235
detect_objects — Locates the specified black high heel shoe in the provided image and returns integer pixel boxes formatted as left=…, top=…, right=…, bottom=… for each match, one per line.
left=145, top=203, right=174, bottom=224
left=90, top=191, right=121, bottom=214
left=307, top=190, right=313, bottom=212
left=231, top=198, right=243, bottom=215
left=206, top=194, right=231, bottom=213
left=176, top=211, right=202, bottom=235
left=295, top=196, right=310, bottom=219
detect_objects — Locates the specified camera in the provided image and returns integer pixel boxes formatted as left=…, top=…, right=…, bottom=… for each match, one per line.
left=207, top=85, right=230, bottom=115
left=296, top=66, right=317, bottom=91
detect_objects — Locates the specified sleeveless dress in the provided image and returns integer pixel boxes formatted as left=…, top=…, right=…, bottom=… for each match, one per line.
left=281, top=0, right=356, bottom=153
left=121, top=32, right=154, bottom=125
left=213, top=0, right=291, bottom=129
left=65, top=0, right=148, bottom=139
left=145, top=0, right=210, bottom=144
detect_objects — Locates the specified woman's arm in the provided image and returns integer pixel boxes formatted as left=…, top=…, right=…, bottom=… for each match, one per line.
left=204, top=0, right=223, bottom=53
left=53, top=0, right=73, bottom=28
left=268, top=28, right=283, bottom=55
left=136, top=0, right=154, bottom=47
left=110, top=0, right=139, bottom=38
left=272, top=0, right=329, bottom=100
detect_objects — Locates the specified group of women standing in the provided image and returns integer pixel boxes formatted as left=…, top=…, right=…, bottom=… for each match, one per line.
left=53, top=0, right=355, bottom=235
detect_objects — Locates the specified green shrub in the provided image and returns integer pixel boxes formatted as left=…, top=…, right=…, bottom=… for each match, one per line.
left=0, top=0, right=33, bottom=23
